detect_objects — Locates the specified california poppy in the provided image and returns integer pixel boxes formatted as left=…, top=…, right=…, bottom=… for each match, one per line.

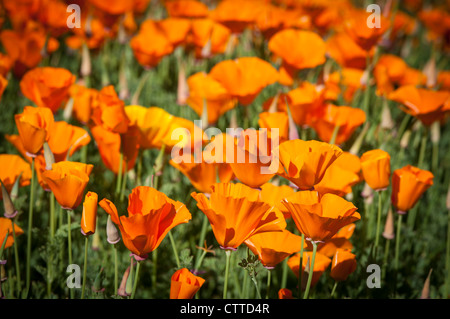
left=0, top=217, right=24, bottom=249
left=276, top=139, right=343, bottom=190
left=69, top=84, right=100, bottom=125
left=260, top=182, right=295, bottom=220
left=391, top=165, right=434, bottom=214
left=209, top=57, right=279, bottom=106
left=326, top=32, right=371, bottom=69
left=20, top=67, right=76, bottom=113
left=165, top=0, right=209, bottom=18
left=0, top=74, right=7, bottom=102
left=360, top=149, right=391, bottom=191
left=189, top=18, right=232, bottom=59
left=287, top=251, right=331, bottom=288
left=373, top=54, right=408, bottom=96
left=80, top=191, right=98, bottom=236
left=170, top=268, right=205, bottom=299
left=244, top=228, right=302, bottom=268
left=282, top=190, right=361, bottom=243
left=258, top=112, right=289, bottom=143
left=191, top=183, right=286, bottom=250
left=47, top=121, right=91, bottom=162
left=14, top=106, right=55, bottom=157
left=325, top=68, right=366, bottom=103
left=41, top=161, right=93, bottom=210
left=0, top=154, right=32, bottom=199
left=330, top=249, right=357, bottom=282
left=99, top=186, right=192, bottom=259
left=305, top=224, right=356, bottom=258
left=278, top=288, right=293, bottom=299
left=157, top=18, right=192, bottom=48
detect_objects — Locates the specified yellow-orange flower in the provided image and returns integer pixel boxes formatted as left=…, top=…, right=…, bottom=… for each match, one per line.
left=0, top=217, right=24, bottom=249
left=14, top=106, right=54, bottom=156
left=288, top=251, right=331, bottom=288
left=330, top=249, right=357, bottom=282
left=282, top=190, right=361, bottom=243
left=99, top=186, right=192, bottom=259
left=47, top=121, right=91, bottom=162
left=80, top=191, right=98, bottom=236
left=191, top=183, right=286, bottom=250
left=391, top=165, right=434, bottom=214
left=170, top=268, right=205, bottom=299
left=276, top=139, right=343, bottom=190
left=42, top=161, right=93, bottom=210
left=0, top=154, right=32, bottom=199
left=360, top=149, right=391, bottom=191
left=260, top=182, right=295, bottom=220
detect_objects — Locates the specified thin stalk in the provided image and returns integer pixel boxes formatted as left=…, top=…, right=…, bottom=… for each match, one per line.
left=418, top=128, right=428, bottom=169
left=374, top=190, right=383, bottom=258
left=120, top=160, right=128, bottom=202
left=303, top=241, right=317, bottom=299
left=394, top=213, right=403, bottom=297
left=241, top=270, right=249, bottom=299
left=131, top=261, right=142, bottom=299
left=265, top=269, right=271, bottom=299
left=194, top=214, right=209, bottom=270
left=251, top=275, right=262, bottom=299
left=298, top=234, right=304, bottom=299
left=329, top=125, right=340, bottom=145
left=47, top=192, right=55, bottom=297
left=152, top=248, right=158, bottom=288
left=281, top=258, right=288, bottom=289
left=223, top=250, right=232, bottom=299
left=330, top=281, right=338, bottom=298
left=115, top=152, right=123, bottom=196
left=67, top=209, right=74, bottom=299
left=11, top=220, right=21, bottom=294
left=114, top=244, right=119, bottom=294
left=81, top=236, right=89, bottom=299
left=25, top=158, right=35, bottom=298
left=445, top=209, right=450, bottom=299
left=168, top=231, right=180, bottom=268
left=383, top=238, right=391, bottom=280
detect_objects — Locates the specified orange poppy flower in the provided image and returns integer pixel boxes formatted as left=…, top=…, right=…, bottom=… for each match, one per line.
left=343, top=9, right=390, bottom=51
left=165, top=0, right=209, bottom=18
left=391, top=165, right=434, bottom=214
left=191, top=183, right=286, bottom=250
left=305, top=223, right=355, bottom=258
left=47, top=121, right=91, bottom=162
left=163, top=116, right=206, bottom=154
left=260, top=182, right=295, bottom=219
left=69, top=84, right=100, bottom=125
left=42, top=161, right=93, bottom=210
left=157, top=18, right=192, bottom=48
left=388, top=85, right=450, bottom=126
left=258, top=112, right=289, bottom=143
left=282, top=190, right=361, bottom=243
left=91, top=125, right=139, bottom=175
left=0, top=154, right=32, bottom=199
left=65, top=16, right=110, bottom=51
left=0, top=217, right=24, bottom=249
left=0, top=53, right=13, bottom=77
left=326, top=32, right=371, bottom=69
left=330, top=249, right=357, bottom=282
left=325, top=68, right=366, bottom=103
left=278, top=288, right=293, bottom=299
left=418, top=9, right=450, bottom=42
left=14, top=106, right=55, bottom=156
left=189, top=18, right=232, bottom=58
left=0, top=74, right=7, bottom=102
left=268, top=29, right=326, bottom=86
left=80, top=191, right=98, bottom=236
left=245, top=229, right=302, bottom=268
left=186, top=72, right=237, bottom=125
left=226, top=129, right=279, bottom=189
left=287, top=251, right=331, bottom=288
left=209, top=57, right=279, bottom=106
left=130, top=20, right=174, bottom=69
left=37, top=0, right=72, bottom=37
left=170, top=268, right=206, bottom=299
left=19, top=67, right=76, bottom=113
left=311, top=104, right=366, bottom=145
left=276, top=139, right=343, bottom=190
left=373, top=54, right=408, bottom=96
left=99, top=186, right=192, bottom=259
left=360, top=149, right=391, bottom=191
left=437, top=71, right=450, bottom=91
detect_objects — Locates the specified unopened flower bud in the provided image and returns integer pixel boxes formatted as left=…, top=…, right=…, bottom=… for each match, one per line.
left=1, top=180, right=17, bottom=219
left=400, top=130, right=411, bottom=149
left=43, top=142, right=55, bottom=171
left=106, top=215, right=120, bottom=245
left=118, top=265, right=131, bottom=297
left=382, top=208, right=395, bottom=240
left=420, top=269, right=432, bottom=299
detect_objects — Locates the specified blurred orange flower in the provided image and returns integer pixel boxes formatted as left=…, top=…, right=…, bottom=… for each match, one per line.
left=100, top=186, right=192, bottom=259
left=288, top=251, right=331, bottom=288
left=391, top=165, right=434, bottom=214
left=360, top=149, right=391, bottom=191
left=170, top=268, right=205, bottom=299
left=0, top=75, right=7, bottom=102
left=0, top=154, right=32, bottom=199
left=42, top=161, right=93, bottom=210
left=69, top=84, right=100, bottom=125
left=191, top=183, right=286, bottom=250
left=47, top=121, right=91, bottom=162
left=14, top=106, right=55, bottom=156
left=278, top=288, right=293, bottom=299
left=282, top=190, right=360, bottom=243
left=165, top=0, right=209, bottom=18
left=189, top=18, right=232, bottom=58
left=80, top=191, right=98, bottom=236
left=0, top=217, right=24, bottom=249
left=209, top=57, right=278, bottom=106
left=258, top=112, right=289, bottom=143
left=330, top=249, right=357, bottom=282
left=276, top=139, right=343, bottom=190
left=245, top=228, right=302, bottom=268
left=326, top=32, right=371, bottom=69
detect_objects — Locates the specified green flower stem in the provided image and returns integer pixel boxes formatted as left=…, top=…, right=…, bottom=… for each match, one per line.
left=383, top=238, right=391, bottom=281
left=114, top=244, right=119, bottom=295
left=223, top=250, right=232, bottom=299
left=241, top=270, right=249, bottom=299
left=152, top=248, right=158, bottom=288
left=298, top=234, right=304, bottom=299
left=329, top=125, right=340, bottom=145
left=81, top=236, right=89, bottom=299
left=131, top=261, right=142, bottom=299
left=394, top=214, right=403, bottom=271
left=251, top=275, right=262, bottom=299
left=115, top=152, right=123, bottom=196
left=303, top=240, right=317, bottom=299
left=11, top=220, right=21, bottom=295
left=265, top=269, right=271, bottom=299
left=120, top=159, right=128, bottom=202
left=168, top=231, right=180, bottom=268
left=195, top=214, right=209, bottom=270
left=445, top=208, right=450, bottom=299
left=281, top=258, right=288, bottom=289
left=418, top=127, right=428, bottom=169
left=25, top=158, right=35, bottom=298
left=67, top=209, right=74, bottom=299
left=47, top=192, right=55, bottom=297
left=374, top=190, right=383, bottom=258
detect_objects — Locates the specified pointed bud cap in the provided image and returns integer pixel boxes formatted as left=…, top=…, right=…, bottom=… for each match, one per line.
left=43, top=142, right=55, bottom=171
left=382, top=208, right=395, bottom=240
left=420, top=269, right=432, bottom=299
left=1, top=180, right=17, bottom=219
left=106, top=215, right=121, bottom=245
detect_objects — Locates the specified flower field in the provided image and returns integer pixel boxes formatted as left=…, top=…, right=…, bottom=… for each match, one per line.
left=0, top=0, right=449, bottom=301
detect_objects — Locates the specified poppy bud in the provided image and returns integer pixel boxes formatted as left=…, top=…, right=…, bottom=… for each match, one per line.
left=118, top=265, right=131, bottom=297
left=1, top=180, right=17, bottom=219
left=330, top=249, right=357, bottom=282
left=170, top=268, right=205, bottom=299
left=92, top=267, right=105, bottom=293
left=400, top=130, right=411, bottom=149
left=81, top=191, right=98, bottom=236
left=420, top=269, right=432, bottom=299
left=382, top=208, right=395, bottom=240
left=360, top=149, right=391, bottom=191
left=43, top=142, right=55, bottom=171
left=106, top=215, right=120, bottom=245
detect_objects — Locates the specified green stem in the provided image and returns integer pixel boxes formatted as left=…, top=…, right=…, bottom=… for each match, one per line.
left=114, top=244, right=118, bottom=295
left=251, top=276, right=262, bottom=299
left=418, top=128, right=428, bottom=169
left=120, top=159, right=128, bottom=202
left=168, top=231, right=180, bottom=268
left=265, top=269, right=271, bottom=299
left=25, top=158, right=35, bottom=298
left=445, top=209, right=450, bottom=299
left=374, top=190, right=383, bottom=258
left=383, top=238, right=391, bottom=281
left=281, top=258, right=288, bottom=289
left=115, top=152, right=123, bottom=196
left=298, top=234, right=304, bottom=299
left=67, top=209, right=74, bottom=299
left=394, top=213, right=403, bottom=287
left=432, top=141, right=439, bottom=173
left=303, top=241, right=317, bottom=299
left=11, top=220, right=21, bottom=295
left=152, top=248, right=157, bottom=288
left=81, top=236, right=89, bottom=299
left=329, top=125, right=340, bottom=145
left=241, top=270, right=249, bottom=299
left=223, top=250, right=232, bottom=299
left=330, top=281, right=338, bottom=298
left=131, top=261, right=142, bottom=299
left=195, top=214, right=209, bottom=270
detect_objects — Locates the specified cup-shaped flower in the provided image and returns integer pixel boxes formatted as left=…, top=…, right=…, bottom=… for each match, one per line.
left=41, top=161, right=93, bottom=210
left=81, top=191, right=98, bottom=236
left=276, top=139, right=343, bottom=190
left=244, top=229, right=302, bottom=268
left=260, top=183, right=295, bottom=219
left=99, top=186, right=192, bottom=259
left=14, top=106, right=54, bottom=156
left=330, top=249, right=357, bottom=282
left=170, top=268, right=205, bottom=299
left=287, top=251, right=331, bottom=288
left=391, top=165, right=434, bottom=214
left=282, top=190, right=361, bottom=243
left=360, top=149, right=391, bottom=191
left=0, top=154, right=32, bottom=199
left=191, top=183, right=286, bottom=250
